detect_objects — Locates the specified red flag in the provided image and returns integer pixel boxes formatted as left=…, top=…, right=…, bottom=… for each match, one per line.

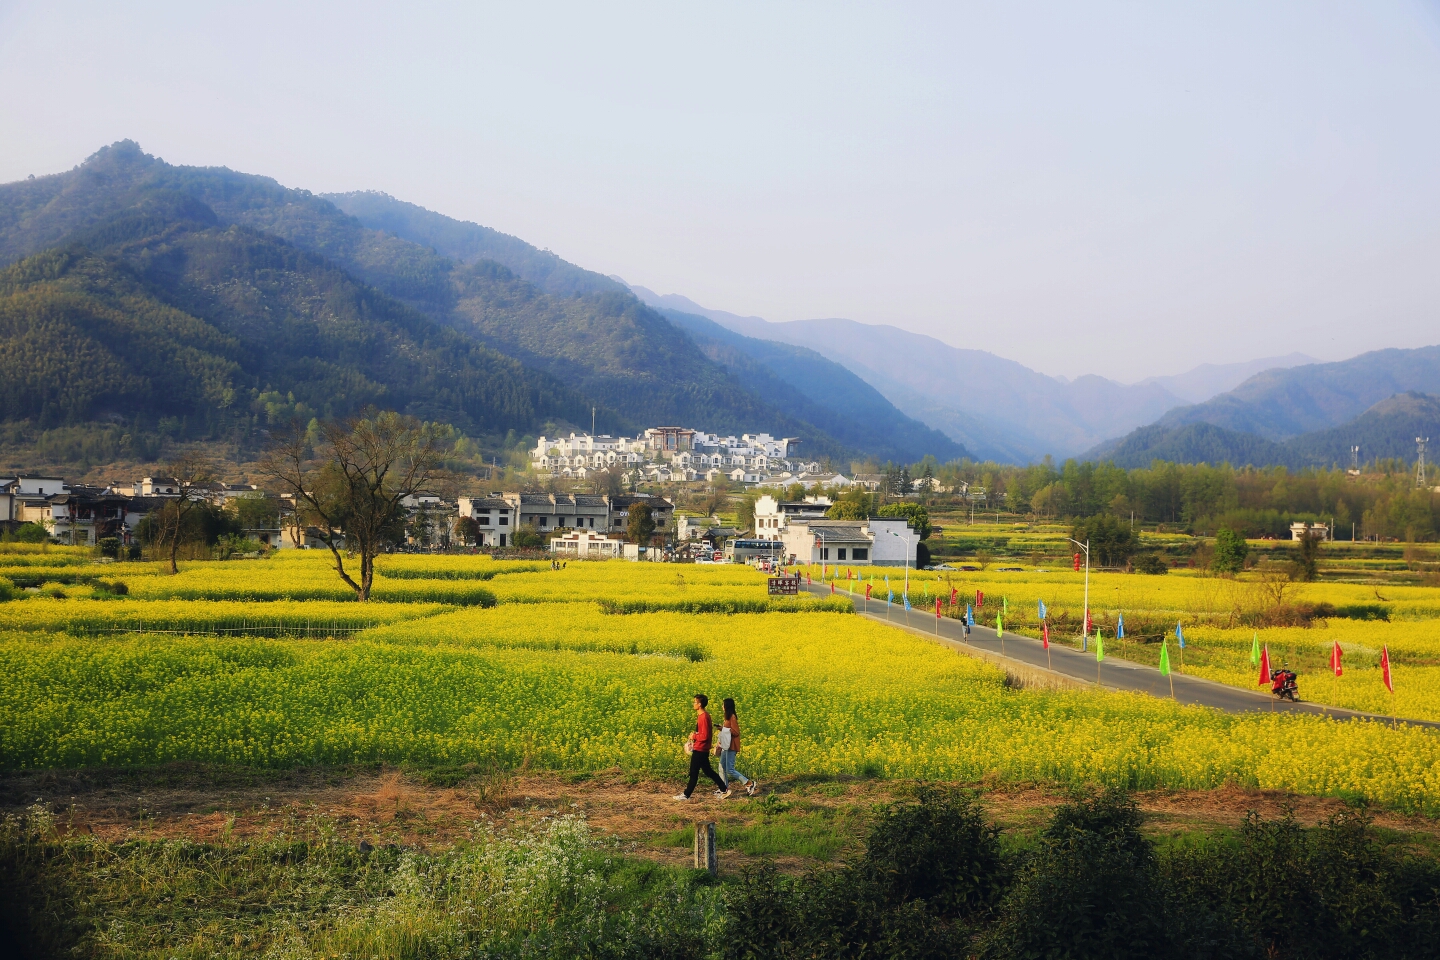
left=935, top=597, right=942, bottom=619
left=977, top=590, right=984, bottom=607
left=1041, top=621, right=1050, bottom=649
left=1381, top=645, right=1393, bottom=693
left=1084, top=609, right=1092, bottom=635
left=830, top=580, right=835, bottom=594
left=807, top=574, right=812, bottom=585
left=1258, top=645, right=1271, bottom=686
left=866, top=583, right=872, bottom=600
left=950, top=586, right=958, bottom=606
left=1330, top=640, right=1343, bottom=678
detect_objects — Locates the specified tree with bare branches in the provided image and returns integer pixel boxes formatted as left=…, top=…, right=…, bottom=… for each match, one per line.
left=150, top=455, right=215, bottom=575
left=260, top=411, right=447, bottom=600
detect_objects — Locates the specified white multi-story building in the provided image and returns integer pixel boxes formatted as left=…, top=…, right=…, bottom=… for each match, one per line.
left=751, top=494, right=832, bottom=540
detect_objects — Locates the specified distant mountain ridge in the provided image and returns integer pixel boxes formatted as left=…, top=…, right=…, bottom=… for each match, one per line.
left=657, top=308, right=968, bottom=464
left=627, top=286, right=1190, bottom=462
left=1090, top=391, right=1440, bottom=469
left=1133, top=353, right=1316, bottom=404
left=1151, top=346, right=1440, bottom=440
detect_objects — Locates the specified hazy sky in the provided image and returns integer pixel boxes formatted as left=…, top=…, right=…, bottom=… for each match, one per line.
left=4, top=1, right=1440, bottom=379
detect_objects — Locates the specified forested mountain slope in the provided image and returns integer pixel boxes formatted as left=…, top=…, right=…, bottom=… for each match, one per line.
left=1088, top=392, right=1440, bottom=469
left=0, top=194, right=592, bottom=437
left=1153, top=346, right=1440, bottom=440
left=660, top=307, right=968, bottom=464
left=325, top=190, right=623, bottom=298
left=0, top=143, right=886, bottom=461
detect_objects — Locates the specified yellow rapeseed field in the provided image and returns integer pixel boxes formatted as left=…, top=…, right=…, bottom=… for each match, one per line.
left=2, top=552, right=1440, bottom=810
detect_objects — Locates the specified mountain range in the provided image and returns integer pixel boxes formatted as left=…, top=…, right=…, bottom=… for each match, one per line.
left=1090, top=391, right=1440, bottom=470
left=624, top=287, right=1318, bottom=463
left=5, top=141, right=1434, bottom=474
left=0, top=142, right=963, bottom=467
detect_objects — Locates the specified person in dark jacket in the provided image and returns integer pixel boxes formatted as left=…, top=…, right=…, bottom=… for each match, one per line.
left=673, top=694, right=729, bottom=800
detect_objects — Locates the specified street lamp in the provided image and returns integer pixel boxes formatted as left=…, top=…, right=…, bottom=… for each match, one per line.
left=1067, top=537, right=1090, bottom=650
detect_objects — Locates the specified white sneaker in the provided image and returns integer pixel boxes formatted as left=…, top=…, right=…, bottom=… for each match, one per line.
left=672, top=793, right=689, bottom=801
left=746, top=781, right=758, bottom=796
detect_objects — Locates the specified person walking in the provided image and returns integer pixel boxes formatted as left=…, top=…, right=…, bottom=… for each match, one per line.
left=717, top=697, right=757, bottom=796
left=673, top=694, right=729, bottom=800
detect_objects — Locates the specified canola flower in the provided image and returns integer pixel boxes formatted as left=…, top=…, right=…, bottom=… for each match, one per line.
left=5, top=600, right=1440, bottom=811
left=0, top=599, right=450, bottom=635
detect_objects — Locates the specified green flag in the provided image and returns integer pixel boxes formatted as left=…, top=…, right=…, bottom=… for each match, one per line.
left=1096, top=630, right=1105, bottom=662
left=996, top=614, right=1003, bottom=638
left=1159, top=639, right=1171, bottom=676
left=1250, top=632, right=1260, bottom=667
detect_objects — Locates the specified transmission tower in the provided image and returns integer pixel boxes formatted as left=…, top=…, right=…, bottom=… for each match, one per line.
left=1418, top=437, right=1430, bottom=487
left=1350, top=445, right=1360, bottom=475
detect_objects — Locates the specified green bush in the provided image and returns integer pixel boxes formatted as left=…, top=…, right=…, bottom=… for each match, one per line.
left=5, top=523, right=49, bottom=544
left=1132, top=553, right=1169, bottom=575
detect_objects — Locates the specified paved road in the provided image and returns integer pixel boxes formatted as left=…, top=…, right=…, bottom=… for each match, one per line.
left=804, top=581, right=1439, bottom=730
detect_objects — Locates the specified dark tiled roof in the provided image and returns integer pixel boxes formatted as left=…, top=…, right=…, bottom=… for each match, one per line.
left=794, top=520, right=871, bottom=542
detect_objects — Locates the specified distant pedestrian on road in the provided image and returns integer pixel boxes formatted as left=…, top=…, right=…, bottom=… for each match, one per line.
left=717, top=697, right=756, bottom=796
left=673, top=694, right=729, bottom=800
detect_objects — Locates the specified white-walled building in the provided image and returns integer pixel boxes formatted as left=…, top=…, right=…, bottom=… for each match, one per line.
left=776, top=516, right=919, bottom=567
left=752, top=494, right=832, bottom=540
left=550, top=529, right=625, bottom=558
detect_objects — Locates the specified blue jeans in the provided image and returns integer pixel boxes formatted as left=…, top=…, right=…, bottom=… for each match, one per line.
left=720, top=749, right=749, bottom=786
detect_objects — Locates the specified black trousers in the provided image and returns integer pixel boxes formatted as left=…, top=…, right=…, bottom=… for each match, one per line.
left=685, top=748, right=727, bottom=796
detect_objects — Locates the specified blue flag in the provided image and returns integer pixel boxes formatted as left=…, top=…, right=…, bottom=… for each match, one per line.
left=1117, top=613, right=1125, bottom=639
left=903, top=593, right=911, bottom=611
left=1038, top=599, right=1047, bottom=620
left=1176, top=622, right=1185, bottom=649
left=966, top=604, right=974, bottom=626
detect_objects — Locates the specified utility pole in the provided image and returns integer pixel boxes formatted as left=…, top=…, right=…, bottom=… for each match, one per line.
left=1418, top=438, right=1430, bottom=488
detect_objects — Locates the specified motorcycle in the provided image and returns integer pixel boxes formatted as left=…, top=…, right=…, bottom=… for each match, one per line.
left=1270, top=668, right=1299, bottom=703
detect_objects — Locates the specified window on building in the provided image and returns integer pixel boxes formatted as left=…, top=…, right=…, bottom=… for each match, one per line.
left=853, top=548, right=868, bottom=561
left=499, top=534, right=507, bottom=546
left=838, top=548, right=847, bottom=560
left=822, top=547, right=830, bottom=560
left=499, top=516, right=508, bottom=525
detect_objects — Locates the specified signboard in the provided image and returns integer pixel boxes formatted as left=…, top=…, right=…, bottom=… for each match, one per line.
left=768, top=576, right=799, bottom=596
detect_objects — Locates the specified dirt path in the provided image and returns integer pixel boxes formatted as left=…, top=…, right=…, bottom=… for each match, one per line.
left=7, top=765, right=1437, bottom=874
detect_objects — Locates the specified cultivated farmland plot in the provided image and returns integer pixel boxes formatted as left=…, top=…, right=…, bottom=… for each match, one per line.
left=4, top=550, right=1440, bottom=812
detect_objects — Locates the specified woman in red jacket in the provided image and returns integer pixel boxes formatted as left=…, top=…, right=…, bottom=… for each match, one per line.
left=673, top=694, right=729, bottom=800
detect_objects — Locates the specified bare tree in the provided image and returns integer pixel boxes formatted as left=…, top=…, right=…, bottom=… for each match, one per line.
left=151, top=455, right=215, bottom=575
left=260, top=411, right=446, bottom=600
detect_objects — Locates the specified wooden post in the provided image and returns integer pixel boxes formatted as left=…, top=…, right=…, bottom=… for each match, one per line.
left=694, top=821, right=717, bottom=876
